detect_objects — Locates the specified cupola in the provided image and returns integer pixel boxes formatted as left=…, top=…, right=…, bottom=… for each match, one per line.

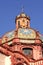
left=15, top=12, right=30, bottom=29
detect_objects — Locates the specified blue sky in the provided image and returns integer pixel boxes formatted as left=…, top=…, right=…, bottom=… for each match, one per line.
left=0, top=0, right=43, bottom=37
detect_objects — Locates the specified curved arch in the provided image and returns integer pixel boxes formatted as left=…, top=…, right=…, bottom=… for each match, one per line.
left=12, top=51, right=30, bottom=65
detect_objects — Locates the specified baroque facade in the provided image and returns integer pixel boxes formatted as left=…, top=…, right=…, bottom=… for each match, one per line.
left=0, top=12, right=43, bottom=65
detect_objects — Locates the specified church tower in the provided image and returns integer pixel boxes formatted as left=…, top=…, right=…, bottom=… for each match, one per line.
left=0, top=11, right=43, bottom=65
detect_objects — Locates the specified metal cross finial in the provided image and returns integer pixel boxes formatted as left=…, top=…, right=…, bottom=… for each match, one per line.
left=21, top=6, right=24, bottom=13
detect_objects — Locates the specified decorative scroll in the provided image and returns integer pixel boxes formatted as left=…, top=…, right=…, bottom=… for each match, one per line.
left=18, top=28, right=36, bottom=39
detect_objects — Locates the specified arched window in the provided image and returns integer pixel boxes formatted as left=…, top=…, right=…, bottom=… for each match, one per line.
left=22, top=48, right=33, bottom=58
left=18, top=21, right=20, bottom=28
left=27, top=21, right=28, bottom=27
